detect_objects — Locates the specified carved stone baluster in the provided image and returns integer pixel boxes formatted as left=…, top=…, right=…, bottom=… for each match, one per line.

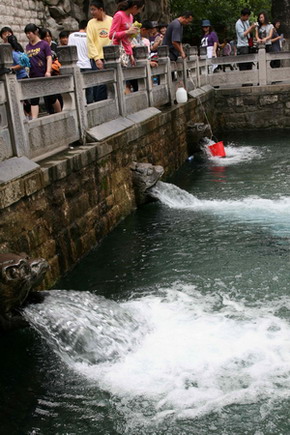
left=57, top=45, right=88, bottom=143
left=157, top=45, right=174, bottom=105
left=103, top=45, right=126, bottom=117
left=133, top=46, right=152, bottom=107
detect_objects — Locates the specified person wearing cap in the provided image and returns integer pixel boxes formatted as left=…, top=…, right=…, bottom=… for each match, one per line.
left=200, top=19, right=219, bottom=72
left=149, top=21, right=159, bottom=44
left=131, top=21, right=158, bottom=67
left=151, top=22, right=168, bottom=52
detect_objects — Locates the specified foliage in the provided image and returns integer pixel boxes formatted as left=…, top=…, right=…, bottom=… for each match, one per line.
left=169, top=0, right=272, bottom=43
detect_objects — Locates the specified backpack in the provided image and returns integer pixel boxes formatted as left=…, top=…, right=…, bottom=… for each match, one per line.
left=51, top=58, right=61, bottom=75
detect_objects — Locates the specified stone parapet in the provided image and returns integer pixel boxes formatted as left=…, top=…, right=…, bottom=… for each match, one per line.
left=0, top=89, right=216, bottom=288
left=1, top=44, right=290, bottom=166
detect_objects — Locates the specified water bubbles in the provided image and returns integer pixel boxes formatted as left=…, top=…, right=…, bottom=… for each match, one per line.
left=23, top=286, right=290, bottom=430
left=151, top=182, right=290, bottom=236
left=24, top=290, right=149, bottom=366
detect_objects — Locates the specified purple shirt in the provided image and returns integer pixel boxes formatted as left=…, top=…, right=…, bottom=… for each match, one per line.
left=26, top=40, right=52, bottom=78
left=201, top=31, right=218, bottom=47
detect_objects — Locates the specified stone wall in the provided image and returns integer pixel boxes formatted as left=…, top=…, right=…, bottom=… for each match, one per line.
left=215, top=84, right=290, bottom=130
left=0, top=0, right=47, bottom=44
left=0, top=90, right=215, bottom=288
left=1, top=83, right=289, bottom=289
left=0, top=0, right=170, bottom=46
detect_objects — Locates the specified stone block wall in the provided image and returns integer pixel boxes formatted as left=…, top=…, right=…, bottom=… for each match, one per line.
left=0, top=91, right=215, bottom=288
left=0, top=0, right=170, bottom=47
left=0, top=0, right=47, bottom=45
left=3, top=83, right=289, bottom=289
left=215, top=84, right=290, bottom=130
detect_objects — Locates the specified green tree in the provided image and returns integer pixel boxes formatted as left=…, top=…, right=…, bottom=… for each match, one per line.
left=169, top=0, right=272, bottom=43
left=272, top=0, right=290, bottom=36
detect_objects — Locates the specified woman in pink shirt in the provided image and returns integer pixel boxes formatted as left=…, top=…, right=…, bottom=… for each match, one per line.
left=109, top=0, right=145, bottom=65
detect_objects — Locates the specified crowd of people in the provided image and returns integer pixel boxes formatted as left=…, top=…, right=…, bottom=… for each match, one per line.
left=0, top=1, right=285, bottom=119
left=234, top=8, right=284, bottom=71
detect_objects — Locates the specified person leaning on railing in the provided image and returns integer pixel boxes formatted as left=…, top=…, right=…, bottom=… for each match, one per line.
left=109, top=0, right=145, bottom=67
left=24, top=23, right=62, bottom=119
left=162, top=11, right=193, bottom=61
left=255, top=12, right=274, bottom=53
left=109, top=0, right=145, bottom=94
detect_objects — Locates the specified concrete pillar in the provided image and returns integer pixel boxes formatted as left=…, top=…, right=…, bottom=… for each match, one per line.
left=57, top=45, right=88, bottom=143
left=133, top=46, right=153, bottom=107
left=103, top=45, right=126, bottom=117
left=0, top=44, right=30, bottom=158
left=157, top=45, right=174, bottom=105
left=258, top=44, right=267, bottom=86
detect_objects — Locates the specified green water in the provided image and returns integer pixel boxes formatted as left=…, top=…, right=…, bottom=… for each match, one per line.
left=1, top=130, right=290, bottom=435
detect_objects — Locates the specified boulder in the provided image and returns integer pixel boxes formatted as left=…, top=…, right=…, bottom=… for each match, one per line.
left=44, top=0, right=170, bottom=31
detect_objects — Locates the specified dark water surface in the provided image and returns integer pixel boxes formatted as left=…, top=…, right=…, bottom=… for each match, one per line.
left=1, top=130, right=290, bottom=434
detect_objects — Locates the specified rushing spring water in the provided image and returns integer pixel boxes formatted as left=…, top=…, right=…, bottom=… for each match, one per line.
left=1, top=130, right=290, bottom=435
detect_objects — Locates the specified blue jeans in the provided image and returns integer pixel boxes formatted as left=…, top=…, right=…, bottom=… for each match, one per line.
left=90, top=59, right=108, bottom=102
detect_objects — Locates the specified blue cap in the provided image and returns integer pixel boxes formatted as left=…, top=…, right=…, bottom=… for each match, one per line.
left=201, top=19, right=211, bottom=27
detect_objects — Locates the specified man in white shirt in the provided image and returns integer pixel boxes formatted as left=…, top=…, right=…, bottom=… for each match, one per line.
left=68, top=20, right=94, bottom=104
left=235, top=7, right=256, bottom=71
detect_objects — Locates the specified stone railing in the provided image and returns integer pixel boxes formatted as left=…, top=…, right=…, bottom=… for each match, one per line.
left=0, top=43, right=290, bottom=167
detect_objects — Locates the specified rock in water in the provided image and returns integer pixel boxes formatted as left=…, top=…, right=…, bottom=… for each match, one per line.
left=0, top=253, right=49, bottom=332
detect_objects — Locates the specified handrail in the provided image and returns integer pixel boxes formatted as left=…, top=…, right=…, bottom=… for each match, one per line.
left=0, top=42, right=289, bottom=163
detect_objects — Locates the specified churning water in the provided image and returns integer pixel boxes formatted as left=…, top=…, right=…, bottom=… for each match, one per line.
left=2, top=130, right=290, bottom=435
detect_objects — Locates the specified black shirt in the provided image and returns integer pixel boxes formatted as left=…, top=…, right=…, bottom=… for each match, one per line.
left=163, top=19, right=183, bottom=60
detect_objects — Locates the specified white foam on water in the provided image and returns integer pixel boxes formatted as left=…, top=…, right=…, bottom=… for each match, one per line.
left=151, top=182, right=290, bottom=233
left=24, top=290, right=150, bottom=366
left=210, top=145, right=262, bottom=166
left=24, top=287, right=290, bottom=425
left=202, top=139, right=262, bottom=166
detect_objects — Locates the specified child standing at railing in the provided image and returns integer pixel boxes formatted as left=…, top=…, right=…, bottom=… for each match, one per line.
left=25, top=23, right=62, bottom=119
